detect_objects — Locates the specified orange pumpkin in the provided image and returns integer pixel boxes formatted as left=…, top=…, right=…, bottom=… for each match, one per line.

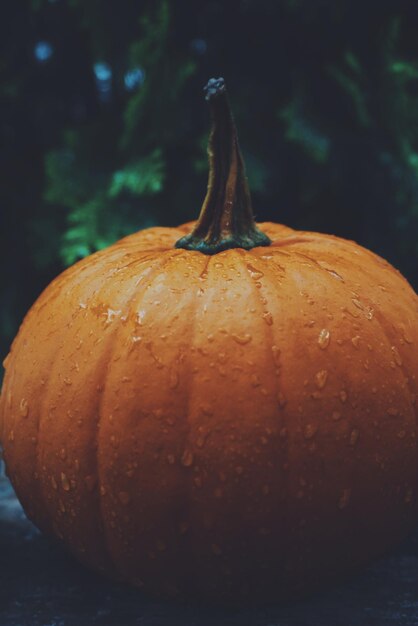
left=1, top=77, right=418, bottom=603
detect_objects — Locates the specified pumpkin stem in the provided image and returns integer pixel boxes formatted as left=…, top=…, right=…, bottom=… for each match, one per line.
left=175, top=77, right=271, bottom=254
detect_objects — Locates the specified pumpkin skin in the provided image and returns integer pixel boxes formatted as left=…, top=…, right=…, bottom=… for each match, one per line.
left=1, top=221, right=418, bottom=602
left=1, top=77, right=418, bottom=603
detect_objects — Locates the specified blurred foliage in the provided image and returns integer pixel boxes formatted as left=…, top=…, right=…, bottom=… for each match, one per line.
left=1, top=0, right=418, bottom=363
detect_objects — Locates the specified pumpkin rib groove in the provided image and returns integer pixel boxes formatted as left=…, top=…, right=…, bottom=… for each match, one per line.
left=353, top=293, right=418, bottom=487
left=95, top=249, right=183, bottom=578
left=263, top=256, right=292, bottom=580
left=177, top=252, right=209, bottom=596
left=237, top=249, right=290, bottom=577
left=37, top=250, right=154, bottom=569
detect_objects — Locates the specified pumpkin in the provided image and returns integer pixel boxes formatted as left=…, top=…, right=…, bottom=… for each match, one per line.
left=1, top=77, right=418, bottom=604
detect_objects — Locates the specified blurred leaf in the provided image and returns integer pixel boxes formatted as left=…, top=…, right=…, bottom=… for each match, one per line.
left=108, top=150, right=165, bottom=197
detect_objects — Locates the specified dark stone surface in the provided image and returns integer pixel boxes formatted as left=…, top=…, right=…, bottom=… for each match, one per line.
left=1, top=461, right=418, bottom=626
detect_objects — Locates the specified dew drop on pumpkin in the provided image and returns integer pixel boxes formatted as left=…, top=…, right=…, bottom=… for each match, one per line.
left=387, top=407, right=399, bottom=417
left=271, top=345, right=281, bottom=367
left=332, top=411, right=341, bottom=421
left=391, top=346, right=403, bottom=366
left=277, top=392, right=287, bottom=408
left=327, top=269, right=344, bottom=281
left=247, top=264, right=264, bottom=280
left=349, top=429, right=360, bottom=445
left=19, top=398, right=29, bottom=417
left=118, top=491, right=131, bottom=505
left=232, top=333, right=252, bottom=345
left=262, top=312, right=273, bottom=325
left=314, top=370, right=328, bottom=389
left=169, top=370, right=179, bottom=389
left=304, top=424, right=318, bottom=440
left=339, top=390, right=348, bottom=403
left=59, top=448, right=67, bottom=460
left=181, top=449, right=194, bottom=467
left=318, top=328, right=330, bottom=349
left=61, top=472, right=71, bottom=492
left=351, top=335, right=361, bottom=349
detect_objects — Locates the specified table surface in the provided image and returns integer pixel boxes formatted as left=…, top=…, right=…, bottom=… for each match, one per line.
left=1, top=462, right=418, bottom=626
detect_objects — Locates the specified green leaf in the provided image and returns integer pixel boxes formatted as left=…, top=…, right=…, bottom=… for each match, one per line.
left=108, top=150, right=165, bottom=198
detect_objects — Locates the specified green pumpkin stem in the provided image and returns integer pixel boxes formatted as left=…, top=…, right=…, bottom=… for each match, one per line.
left=175, top=77, right=271, bottom=254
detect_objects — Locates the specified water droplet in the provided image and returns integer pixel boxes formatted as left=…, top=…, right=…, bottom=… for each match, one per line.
left=263, top=312, right=273, bottom=325
left=217, top=352, right=227, bottom=364
left=397, top=430, right=406, bottom=439
left=200, top=403, right=213, bottom=416
left=399, top=324, right=413, bottom=345
left=19, top=398, right=29, bottom=417
left=338, top=488, right=351, bottom=509
left=271, top=345, right=281, bottom=367
left=169, top=369, right=179, bottom=389
left=327, top=269, right=344, bottom=281
left=59, top=448, right=67, bottom=460
left=391, top=346, right=403, bottom=366
left=304, top=424, right=318, bottom=440
left=106, top=308, right=122, bottom=324
left=61, top=472, right=71, bottom=492
left=251, top=374, right=261, bottom=387
left=118, top=491, right=131, bottom=505
left=193, top=476, right=202, bottom=488
left=351, top=335, right=361, bottom=349
left=84, top=475, right=97, bottom=492
left=318, top=328, right=331, bottom=349
left=339, top=390, right=348, bottom=403
left=51, top=476, right=58, bottom=491
left=315, top=370, right=328, bottom=389
left=387, top=407, right=399, bottom=417
left=181, top=449, right=194, bottom=467
left=63, top=377, right=72, bottom=386
left=277, top=392, right=287, bottom=408
left=332, top=411, right=341, bottom=421
left=247, top=264, right=264, bottom=280
left=349, top=429, right=359, bottom=445
left=232, top=333, right=252, bottom=345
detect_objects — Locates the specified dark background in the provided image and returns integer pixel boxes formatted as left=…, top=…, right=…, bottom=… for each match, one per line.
left=2, top=0, right=418, bottom=365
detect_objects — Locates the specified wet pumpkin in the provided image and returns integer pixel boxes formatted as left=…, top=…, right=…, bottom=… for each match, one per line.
left=1, top=78, right=418, bottom=603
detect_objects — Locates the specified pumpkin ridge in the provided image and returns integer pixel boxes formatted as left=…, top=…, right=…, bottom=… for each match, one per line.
left=39, top=250, right=158, bottom=572
left=350, top=288, right=418, bottom=523
left=95, top=249, right=184, bottom=578
left=236, top=249, right=291, bottom=579
left=176, top=253, right=209, bottom=596
left=356, top=291, right=418, bottom=424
